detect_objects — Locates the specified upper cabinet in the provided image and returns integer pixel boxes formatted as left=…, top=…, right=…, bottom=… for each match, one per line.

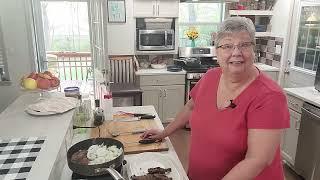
left=134, top=0, right=179, bottom=18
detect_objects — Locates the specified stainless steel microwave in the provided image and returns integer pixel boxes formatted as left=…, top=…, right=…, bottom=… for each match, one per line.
left=138, top=29, right=174, bottom=51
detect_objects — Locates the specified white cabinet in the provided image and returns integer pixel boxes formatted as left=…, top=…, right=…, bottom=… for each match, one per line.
left=134, top=0, right=179, bottom=17
left=281, top=94, right=304, bottom=167
left=137, top=74, right=185, bottom=122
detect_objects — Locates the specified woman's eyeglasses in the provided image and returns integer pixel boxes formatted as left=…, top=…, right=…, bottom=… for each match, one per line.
left=217, top=42, right=254, bottom=52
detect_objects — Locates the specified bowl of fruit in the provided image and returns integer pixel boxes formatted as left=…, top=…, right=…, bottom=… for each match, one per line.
left=21, top=71, right=60, bottom=91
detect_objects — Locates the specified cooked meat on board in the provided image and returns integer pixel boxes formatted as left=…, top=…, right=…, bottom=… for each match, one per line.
left=148, top=167, right=171, bottom=174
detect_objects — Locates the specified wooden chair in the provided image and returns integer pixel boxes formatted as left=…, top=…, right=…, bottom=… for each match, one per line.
left=109, top=56, right=142, bottom=106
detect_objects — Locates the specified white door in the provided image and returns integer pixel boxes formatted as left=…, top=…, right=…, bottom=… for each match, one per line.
left=133, top=0, right=155, bottom=17
left=157, top=0, right=179, bottom=17
left=280, top=0, right=320, bottom=88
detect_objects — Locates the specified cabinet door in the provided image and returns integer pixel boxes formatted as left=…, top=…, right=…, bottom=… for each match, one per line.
left=134, top=0, right=156, bottom=17
left=282, top=109, right=301, bottom=166
left=161, top=85, right=185, bottom=123
left=141, top=86, right=161, bottom=116
left=157, top=0, right=179, bottom=17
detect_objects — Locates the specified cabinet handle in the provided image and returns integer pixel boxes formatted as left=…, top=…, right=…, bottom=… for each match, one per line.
left=153, top=5, right=155, bottom=16
left=164, top=89, right=167, bottom=98
left=159, top=89, right=162, bottom=97
left=157, top=5, right=159, bottom=16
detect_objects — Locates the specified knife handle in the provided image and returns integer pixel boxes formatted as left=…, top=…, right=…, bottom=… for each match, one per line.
left=138, top=139, right=157, bottom=144
left=140, top=115, right=155, bottom=119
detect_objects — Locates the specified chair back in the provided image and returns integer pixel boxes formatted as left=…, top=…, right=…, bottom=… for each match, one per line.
left=109, top=56, right=136, bottom=84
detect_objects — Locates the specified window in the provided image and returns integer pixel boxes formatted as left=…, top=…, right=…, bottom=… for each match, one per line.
left=179, top=2, right=225, bottom=47
left=294, top=5, right=320, bottom=71
left=0, top=18, right=9, bottom=82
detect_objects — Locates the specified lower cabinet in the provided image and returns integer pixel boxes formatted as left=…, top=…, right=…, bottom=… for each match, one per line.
left=141, top=85, right=184, bottom=122
left=137, top=74, right=185, bottom=123
left=281, top=94, right=303, bottom=167
left=282, top=109, right=301, bottom=166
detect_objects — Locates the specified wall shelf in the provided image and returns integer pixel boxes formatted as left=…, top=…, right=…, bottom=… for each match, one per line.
left=229, top=10, right=273, bottom=16
left=255, top=32, right=272, bottom=37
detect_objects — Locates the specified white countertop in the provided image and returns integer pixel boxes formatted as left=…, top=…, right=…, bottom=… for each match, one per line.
left=135, top=63, right=278, bottom=76
left=0, top=92, right=74, bottom=180
left=135, top=68, right=186, bottom=76
left=255, top=63, right=280, bottom=72
left=60, top=105, right=189, bottom=180
left=284, top=86, right=320, bottom=107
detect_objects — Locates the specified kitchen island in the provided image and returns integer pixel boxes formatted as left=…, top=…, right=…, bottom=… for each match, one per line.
left=60, top=105, right=189, bottom=180
left=0, top=93, right=188, bottom=180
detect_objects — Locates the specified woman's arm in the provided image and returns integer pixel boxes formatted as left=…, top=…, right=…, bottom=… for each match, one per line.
left=141, top=99, right=194, bottom=139
left=222, top=129, right=282, bottom=180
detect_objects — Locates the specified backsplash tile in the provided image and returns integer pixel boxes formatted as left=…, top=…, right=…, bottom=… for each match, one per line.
left=255, top=36, right=284, bottom=69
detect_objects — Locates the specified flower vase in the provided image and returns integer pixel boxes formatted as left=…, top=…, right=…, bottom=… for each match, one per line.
left=191, top=40, right=196, bottom=47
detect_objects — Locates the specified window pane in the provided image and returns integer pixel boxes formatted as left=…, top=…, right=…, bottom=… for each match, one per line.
left=179, top=3, right=222, bottom=23
left=313, top=50, right=320, bottom=71
left=304, top=50, right=315, bottom=70
left=179, top=25, right=218, bottom=47
left=295, top=47, right=306, bottom=68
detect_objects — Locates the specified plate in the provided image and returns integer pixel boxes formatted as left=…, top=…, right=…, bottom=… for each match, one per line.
left=126, top=152, right=182, bottom=180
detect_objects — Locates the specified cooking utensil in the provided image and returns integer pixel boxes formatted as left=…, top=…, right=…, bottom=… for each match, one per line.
left=125, top=138, right=158, bottom=145
left=115, top=115, right=156, bottom=122
left=110, top=129, right=146, bottom=137
left=67, top=138, right=125, bottom=179
left=173, top=58, right=201, bottom=67
left=167, top=65, right=182, bottom=72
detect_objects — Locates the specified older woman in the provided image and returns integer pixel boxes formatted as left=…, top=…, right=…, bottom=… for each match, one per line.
left=142, top=17, right=290, bottom=180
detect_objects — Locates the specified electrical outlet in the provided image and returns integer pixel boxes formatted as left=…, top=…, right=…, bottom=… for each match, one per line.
left=275, top=45, right=282, bottom=54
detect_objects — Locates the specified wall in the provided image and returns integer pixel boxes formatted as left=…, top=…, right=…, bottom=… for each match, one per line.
left=270, top=0, right=293, bottom=37
left=0, top=0, right=35, bottom=112
left=106, top=0, right=135, bottom=55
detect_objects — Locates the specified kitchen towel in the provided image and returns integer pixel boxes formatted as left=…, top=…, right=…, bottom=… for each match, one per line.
left=0, top=136, right=46, bottom=180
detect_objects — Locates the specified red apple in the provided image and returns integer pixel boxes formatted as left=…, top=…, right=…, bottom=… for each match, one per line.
left=49, top=76, right=60, bottom=88
left=37, top=78, right=51, bottom=89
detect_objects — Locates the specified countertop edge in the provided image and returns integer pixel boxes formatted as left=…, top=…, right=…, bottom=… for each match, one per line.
left=284, top=87, right=320, bottom=107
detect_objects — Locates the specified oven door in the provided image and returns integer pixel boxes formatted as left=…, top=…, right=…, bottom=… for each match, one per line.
left=138, top=30, right=174, bottom=51
left=185, top=79, right=198, bottom=103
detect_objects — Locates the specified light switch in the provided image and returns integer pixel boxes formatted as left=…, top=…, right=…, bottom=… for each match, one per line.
left=275, top=45, right=282, bottom=54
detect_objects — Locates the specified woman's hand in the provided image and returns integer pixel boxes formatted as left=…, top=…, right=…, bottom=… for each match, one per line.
left=140, top=129, right=166, bottom=140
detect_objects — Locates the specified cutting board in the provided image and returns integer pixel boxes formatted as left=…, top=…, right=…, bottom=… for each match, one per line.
left=91, top=119, right=169, bottom=155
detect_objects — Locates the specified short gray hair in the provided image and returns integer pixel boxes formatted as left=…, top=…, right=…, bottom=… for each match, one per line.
left=215, top=17, right=256, bottom=47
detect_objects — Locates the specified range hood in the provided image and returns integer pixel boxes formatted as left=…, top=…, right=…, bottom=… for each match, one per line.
left=180, top=0, right=239, bottom=2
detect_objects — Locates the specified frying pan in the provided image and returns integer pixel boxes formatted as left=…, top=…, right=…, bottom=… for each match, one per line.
left=67, top=138, right=125, bottom=179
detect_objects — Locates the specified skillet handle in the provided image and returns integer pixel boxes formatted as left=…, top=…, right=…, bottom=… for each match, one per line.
left=106, top=168, right=125, bottom=180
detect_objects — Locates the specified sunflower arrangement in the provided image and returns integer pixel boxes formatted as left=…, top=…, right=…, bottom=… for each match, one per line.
left=186, top=28, right=199, bottom=40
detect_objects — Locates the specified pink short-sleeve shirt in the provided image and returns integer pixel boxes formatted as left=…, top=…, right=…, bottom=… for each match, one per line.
left=188, top=68, right=290, bottom=180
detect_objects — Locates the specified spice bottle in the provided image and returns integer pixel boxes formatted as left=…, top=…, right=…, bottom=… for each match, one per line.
left=93, top=99, right=104, bottom=126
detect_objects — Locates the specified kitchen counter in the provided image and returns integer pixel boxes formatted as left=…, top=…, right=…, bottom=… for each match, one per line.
left=255, top=63, right=280, bottom=72
left=284, top=86, right=320, bottom=107
left=135, top=68, right=186, bottom=76
left=0, top=92, right=74, bottom=180
left=60, top=105, right=189, bottom=179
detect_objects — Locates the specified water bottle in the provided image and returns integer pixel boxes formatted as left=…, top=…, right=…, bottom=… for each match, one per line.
left=102, top=91, right=113, bottom=121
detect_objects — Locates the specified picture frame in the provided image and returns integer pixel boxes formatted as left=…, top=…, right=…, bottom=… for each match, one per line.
left=107, top=0, right=126, bottom=23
